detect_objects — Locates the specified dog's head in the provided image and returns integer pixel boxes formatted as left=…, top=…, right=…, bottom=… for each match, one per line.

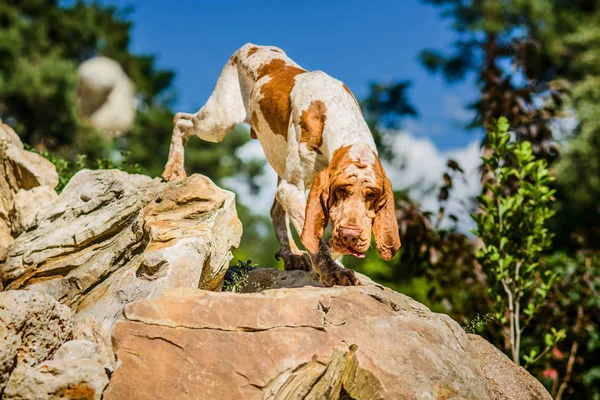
left=301, top=144, right=401, bottom=260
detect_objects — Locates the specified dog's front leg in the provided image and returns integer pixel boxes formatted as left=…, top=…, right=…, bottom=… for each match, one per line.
left=163, top=112, right=194, bottom=182
left=271, top=197, right=312, bottom=271
left=275, top=180, right=359, bottom=286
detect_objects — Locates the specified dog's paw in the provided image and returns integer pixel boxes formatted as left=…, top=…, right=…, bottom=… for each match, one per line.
left=319, top=268, right=359, bottom=287
left=162, top=164, right=187, bottom=182
left=275, top=250, right=312, bottom=271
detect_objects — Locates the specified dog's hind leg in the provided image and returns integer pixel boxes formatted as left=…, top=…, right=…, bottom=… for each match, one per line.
left=270, top=195, right=311, bottom=271
left=162, top=53, right=249, bottom=181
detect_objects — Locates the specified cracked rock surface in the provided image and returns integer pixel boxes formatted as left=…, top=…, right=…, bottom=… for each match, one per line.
left=0, top=121, right=58, bottom=269
left=2, top=169, right=242, bottom=332
left=104, top=269, right=549, bottom=400
left=0, top=290, right=73, bottom=395
left=3, top=349, right=109, bottom=400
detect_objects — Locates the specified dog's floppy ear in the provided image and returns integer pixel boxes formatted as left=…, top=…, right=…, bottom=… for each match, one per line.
left=301, top=169, right=330, bottom=254
left=373, top=174, right=401, bottom=260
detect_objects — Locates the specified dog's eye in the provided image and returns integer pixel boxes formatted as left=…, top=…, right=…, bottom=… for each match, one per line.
left=365, top=190, right=378, bottom=202
left=335, top=187, right=348, bottom=198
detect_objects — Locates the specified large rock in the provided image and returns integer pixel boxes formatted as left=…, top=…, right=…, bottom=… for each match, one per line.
left=3, top=339, right=109, bottom=400
left=0, top=290, right=73, bottom=395
left=3, top=353, right=108, bottom=400
left=0, top=121, right=58, bottom=265
left=468, top=334, right=552, bottom=400
left=2, top=170, right=242, bottom=331
left=104, top=269, right=551, bottom=399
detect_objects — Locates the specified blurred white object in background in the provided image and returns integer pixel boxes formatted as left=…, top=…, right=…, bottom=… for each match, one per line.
left=76, top=57, right=136, bottom=138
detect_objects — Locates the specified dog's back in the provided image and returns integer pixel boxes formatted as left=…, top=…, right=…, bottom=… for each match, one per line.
left=229, top=44, right=372, bottom=179
left=231, top=44, right=303, bottom=85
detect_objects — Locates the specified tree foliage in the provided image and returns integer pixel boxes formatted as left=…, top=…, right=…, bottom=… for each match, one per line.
left=360, top=81, right=417, bottom=161
left=0, top=1, right=273, bottom=268
left=0, top=0, right=263, bottom=186
left=420, top=0, right=567, bottom=162
left=415, top=1, right=600, bottom=395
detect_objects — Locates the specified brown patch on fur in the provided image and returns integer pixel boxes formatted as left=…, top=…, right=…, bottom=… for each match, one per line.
left=371, top=155, right=401, bottom=259
left=257, top=61, right=306, bottom=140
left=247, top=46, right=260, bottom=57
left=270, top=48, right=282, bottom=53
left=343, top=84, right=362, bottom=115
left=302, top=168, right=330, bottom=254
left=299, top=100, right=327, bottom=154
left=301, top=145, right=352, bottom=253
left=250, top=110, right=259, bottom=139
left=328, top=145, right=355, bottom=179
left=256, top=58, right=288, bottom=79
left=433, top=384, right=458, bottom=400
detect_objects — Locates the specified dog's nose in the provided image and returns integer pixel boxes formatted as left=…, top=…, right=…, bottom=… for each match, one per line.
left=340, top=226, right=362, bottom=243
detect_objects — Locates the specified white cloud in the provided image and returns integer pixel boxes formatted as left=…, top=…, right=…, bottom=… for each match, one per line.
left=402, top=119, right=445, bottom=136
left=226, top=131, right=483, bottom=233
left=550, top=113, right=578, bottom=146
left=443, top=95, right=475, bottom=124
left=385, top=131, right=481, bottom=232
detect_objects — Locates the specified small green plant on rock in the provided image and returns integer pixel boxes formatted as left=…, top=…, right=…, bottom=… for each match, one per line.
left=222, top=260, right=256, bottom=292
left=463, top=313, right=494, bottom=334
left=472, top=117, right=565, bottom=366
left=26, top=145, right=145, bottom=193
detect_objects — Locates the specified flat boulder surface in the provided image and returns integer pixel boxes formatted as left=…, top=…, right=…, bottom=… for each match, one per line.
left=104, top=269, right=551, bottom=399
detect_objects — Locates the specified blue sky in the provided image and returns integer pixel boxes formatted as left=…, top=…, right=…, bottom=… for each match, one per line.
left=99, top=0, right=483, bottom=150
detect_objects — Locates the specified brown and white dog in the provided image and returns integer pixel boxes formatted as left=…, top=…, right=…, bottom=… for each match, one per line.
left=162, top=43, right=400, bottom=286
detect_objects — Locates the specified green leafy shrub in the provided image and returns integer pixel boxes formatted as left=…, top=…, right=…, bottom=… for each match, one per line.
left=463, top=313, right=494, bottom=334
left=26, top=145, right=144, bottom=193
left=472, top=117, right=564, bottom=366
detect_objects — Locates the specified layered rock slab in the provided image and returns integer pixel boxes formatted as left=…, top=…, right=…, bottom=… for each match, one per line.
left=105, top=275, right=496, bottom=400
left=0, top=121, right=58, bottom=267
left=2, top=170, right=242, bottom=329
left=105, top=269, right=552, bottom=400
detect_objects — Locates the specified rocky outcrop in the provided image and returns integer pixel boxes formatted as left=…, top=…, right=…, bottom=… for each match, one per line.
left=2, top=170, right=242, bottom=331
left=0, top=290, right=73, bottom=395
left=104, top=269, right=551, bottom=400
left=0, top=121, right=58, bottom=267
left=0, top=149, right=551, bottom=399
left=1, top=167, right=242, bottom=399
